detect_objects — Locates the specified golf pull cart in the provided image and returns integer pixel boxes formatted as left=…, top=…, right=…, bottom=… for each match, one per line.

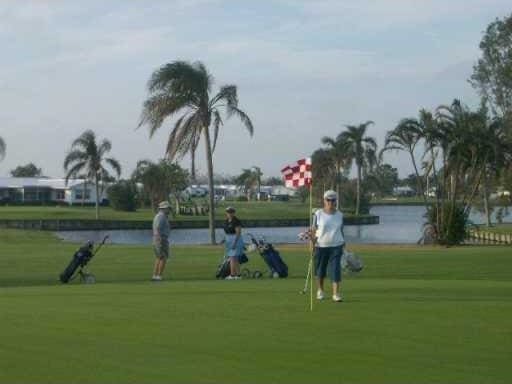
left=59, top=235, right=109, bottom=284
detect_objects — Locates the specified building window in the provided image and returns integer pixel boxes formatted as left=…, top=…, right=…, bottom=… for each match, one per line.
left=75, top=189, right=91, bottom=200
left=56, top=190, right=65, bottom=200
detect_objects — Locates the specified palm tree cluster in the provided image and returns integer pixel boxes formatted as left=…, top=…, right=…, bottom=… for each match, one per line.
left=382, top=99, right=512, bottom=244
left=314, top=121, right=377, bottom=215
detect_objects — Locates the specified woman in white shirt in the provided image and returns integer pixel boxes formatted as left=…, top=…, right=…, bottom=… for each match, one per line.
left=311, top=190, right=345, bottom=302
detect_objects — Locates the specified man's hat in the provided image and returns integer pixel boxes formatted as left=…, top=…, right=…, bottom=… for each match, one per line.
left=158, top=201, right=171, bottom=209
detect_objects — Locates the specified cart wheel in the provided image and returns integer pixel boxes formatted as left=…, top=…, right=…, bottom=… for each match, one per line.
left=241, top=268, right=251, bottom=278
left=252, top=270, right=263, bottom=279
left=82, top=273, right=96, bottom=284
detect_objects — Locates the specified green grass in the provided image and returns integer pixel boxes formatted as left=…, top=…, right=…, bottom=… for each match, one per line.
left=1, top=230, right=511, bottom=383
left=0, top=201, right=317, bottom=221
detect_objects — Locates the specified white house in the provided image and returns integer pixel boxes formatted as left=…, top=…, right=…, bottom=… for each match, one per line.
left=0, top=177, right=108, bottom=205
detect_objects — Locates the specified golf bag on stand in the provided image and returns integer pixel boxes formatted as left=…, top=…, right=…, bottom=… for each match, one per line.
left=59, top=235, right=109, bottom=284
left=248, top=233, right=288, bottom=278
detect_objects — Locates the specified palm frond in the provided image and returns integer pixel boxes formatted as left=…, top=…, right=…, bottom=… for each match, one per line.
left=211, top=85, right=238, bottom=108
left=0, top=137, right=5, bottom=160
left=105, top=157, right=122, bottom=178
left=98, top=139, right=112, bottom=158
left=138, top=93, right=195, bottom=137
left=226, top=105, right=254, bottom=136
left=211, top=109, right=224, bottom=152
left=64, top=161, right=87, bottom=185
left=63, top=150, right=89, bottom=171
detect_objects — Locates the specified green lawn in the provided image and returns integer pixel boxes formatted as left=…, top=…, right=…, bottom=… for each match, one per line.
left=1, top=230, right=511, bottom=383
left=0, top=201, right=316, bottom=221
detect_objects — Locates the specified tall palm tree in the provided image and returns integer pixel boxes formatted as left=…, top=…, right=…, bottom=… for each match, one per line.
left=138, top=61, right=254, bottom=244
left=0, top=136, right=5, bottom=161
left=339, top=121, right=377, bottom=215
left=381, top=118, right=427, bottom=204
left=321, top=134, right=350, bottom=208
left=64, top=130, right=121, bottom=219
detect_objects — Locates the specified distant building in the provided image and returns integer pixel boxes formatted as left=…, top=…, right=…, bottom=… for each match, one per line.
left=392, top=186, right=415, bottom=197
left=0, top=177, right=108, bottom=205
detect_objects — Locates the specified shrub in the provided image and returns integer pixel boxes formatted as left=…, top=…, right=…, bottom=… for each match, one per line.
left=107, top=181, right=138, bottom=212
left=426, top=203, right=469, bottom=245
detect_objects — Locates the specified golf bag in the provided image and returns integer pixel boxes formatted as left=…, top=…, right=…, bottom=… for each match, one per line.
left=341, top=250, right=364, bottom=273
left=59, top=235, right=108, bottom=283
left=248, top=234, right=288, bottom=278
left=215, top=253, right=249, bottom=279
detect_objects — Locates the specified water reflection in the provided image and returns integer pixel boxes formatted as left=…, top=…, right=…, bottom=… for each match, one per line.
left=55, top=205, right=511, bottom=245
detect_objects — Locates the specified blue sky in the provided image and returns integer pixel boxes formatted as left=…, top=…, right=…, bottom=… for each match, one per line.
left=0, top=1, right=510, bottom=179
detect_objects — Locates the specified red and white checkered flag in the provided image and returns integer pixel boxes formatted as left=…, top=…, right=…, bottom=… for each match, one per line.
left=281, top=158, right=312, bottom=188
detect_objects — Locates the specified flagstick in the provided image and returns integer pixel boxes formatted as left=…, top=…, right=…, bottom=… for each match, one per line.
left=309, top=181, right=313, bottom=312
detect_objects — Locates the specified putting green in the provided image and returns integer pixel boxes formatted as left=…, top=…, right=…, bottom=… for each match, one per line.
left=0, top=230, right=511, bottom=383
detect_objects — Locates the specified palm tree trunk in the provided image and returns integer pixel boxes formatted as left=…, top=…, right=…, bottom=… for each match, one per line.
left=482, top=172, right=492, bottom=227
left=409, top=150, right=428, bottom=207
left=94, top=174, right=100, bottom=220
left=82, top=179, right=86, bottom=207
left=335, top=163, right=340, bottom=209
left=356, top=164, right=361, bottom=216
left=191, top=147, right=197, bottom=183
left=202, top=127, right=216, bottom=244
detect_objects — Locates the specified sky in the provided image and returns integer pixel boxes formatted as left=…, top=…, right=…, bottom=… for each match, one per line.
left=0, top=0, right=510, bottom=179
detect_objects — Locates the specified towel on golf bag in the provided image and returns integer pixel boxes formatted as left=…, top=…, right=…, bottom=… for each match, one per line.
left=260, top=245, right=288, bottom=278
left=215, top=253, right=248, bottom=279
left=341, top=251, right=363, bottom=272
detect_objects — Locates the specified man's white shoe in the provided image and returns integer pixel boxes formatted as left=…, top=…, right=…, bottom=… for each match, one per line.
left=225, top=275, right=235, bottom=280
left=316, top=290, right=325, bottom=300
left=152, top=275, right=162, bottom=281
left=332, top=294, right=343, bottom=302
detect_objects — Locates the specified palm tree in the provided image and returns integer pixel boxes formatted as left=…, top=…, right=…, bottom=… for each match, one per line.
left=321, top=134, right=350, bottom=208
left=381, top=118, right=427, bottom=205
left=252, top=166, right=263, bottom=200
left=0, top=136, right=5, bottom=161
left=311, top=148, right=337, bottom=194
left=64, top=130, right=121, bottom=219
left=132, top=159, right=189, bottom=213
left=339, top=121, right=377, bottom=215
left=138, top=61, right=254, bottom=244
left=236, top=168, right=258, bottom=200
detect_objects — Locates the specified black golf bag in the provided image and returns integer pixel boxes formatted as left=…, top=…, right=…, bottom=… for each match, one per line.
left=216, top=253, right=248, bottom=279
left=249, top=234, right=288, bottom=278
left=59, top=236, right=108, bottom=283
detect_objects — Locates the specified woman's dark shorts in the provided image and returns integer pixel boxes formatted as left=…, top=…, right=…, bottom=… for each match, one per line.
left=314, top=245, right=344, bottom=282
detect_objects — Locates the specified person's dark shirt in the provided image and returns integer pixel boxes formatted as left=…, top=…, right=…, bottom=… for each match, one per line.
left=224, top=216, right=242, bottom=234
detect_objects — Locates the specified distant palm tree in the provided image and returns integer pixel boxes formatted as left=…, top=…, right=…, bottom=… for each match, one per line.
left=236, top=168, right=259, bottom=200
left=64, top=130, right=121, bottom=219
left=312, top=148, right=337, bottom=196
left=381, top=118, right=426, bottom=204
left=138, top=60, right=254, bottom=244
left=339, top=121, right=377, bottom=215
left=252, top=166, right=263, bottom=199
left=0, top=136, right=5, bottom=161
left=321, top=134, right=351, bottom=208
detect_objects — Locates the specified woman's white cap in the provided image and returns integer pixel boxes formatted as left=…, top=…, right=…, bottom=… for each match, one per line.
left=323, top=190, right=337, bottom=200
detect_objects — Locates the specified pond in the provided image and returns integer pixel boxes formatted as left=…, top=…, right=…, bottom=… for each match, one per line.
left=55, top=205, right=511, bottom=245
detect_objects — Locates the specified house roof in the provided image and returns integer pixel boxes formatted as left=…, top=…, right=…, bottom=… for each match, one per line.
left=0, top=177, right=86, bottom=189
